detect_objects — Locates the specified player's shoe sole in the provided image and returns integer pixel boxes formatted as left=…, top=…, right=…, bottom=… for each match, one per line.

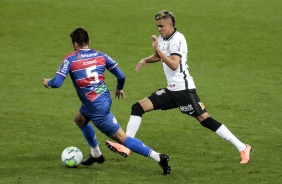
left=240, top=144, right=252, bottom=164
left=81, top=154, right=105, bottom=166
left=159, top=154, right=171, bottom=175
left=105, top=140, right=130, bottom=158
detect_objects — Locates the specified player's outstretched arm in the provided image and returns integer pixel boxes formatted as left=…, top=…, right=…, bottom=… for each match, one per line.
left=135, top=59, right=147, bottom=72
left=135, top=53, right=160, bottom=72
left=42, top=74, right=66, bottom=88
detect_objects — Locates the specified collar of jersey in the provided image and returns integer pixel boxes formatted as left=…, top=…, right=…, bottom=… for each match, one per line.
left=163, top=28, right=177, bottom=41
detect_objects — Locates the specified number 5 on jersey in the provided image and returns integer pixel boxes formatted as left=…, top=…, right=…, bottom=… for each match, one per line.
left=85, top=65, right=99, bottom=84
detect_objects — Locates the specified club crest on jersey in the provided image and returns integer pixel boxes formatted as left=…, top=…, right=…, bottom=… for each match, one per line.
left=161, top=42, right=170, bottom=52
left=198, top=101, right=205, bottom=110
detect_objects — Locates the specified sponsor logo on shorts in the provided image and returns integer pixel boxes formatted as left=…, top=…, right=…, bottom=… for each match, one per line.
left=198, top=101, right=205, bottom=110
left=189, top=110, right=195, bottom=115
left=180, top=104, right=194, bottom=112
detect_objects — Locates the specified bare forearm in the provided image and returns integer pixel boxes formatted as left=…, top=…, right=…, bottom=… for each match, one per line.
left=135, top=53, right=160, bottom=71
left=142, top=53, right=160, bottom=63
left=154, top=49, right=179, bottom=71
left=151, top=35, right=180, bottom=71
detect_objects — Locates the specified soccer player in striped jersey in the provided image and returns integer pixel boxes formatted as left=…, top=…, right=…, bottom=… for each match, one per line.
left=106, top=10, right=252, bottom=165
left=42, top=28, right=170, bottom=175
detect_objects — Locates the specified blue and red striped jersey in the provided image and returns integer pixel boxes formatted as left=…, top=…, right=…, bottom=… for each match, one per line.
left=55, top=49, right=117, bottom=103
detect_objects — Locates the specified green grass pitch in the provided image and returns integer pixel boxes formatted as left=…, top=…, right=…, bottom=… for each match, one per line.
left=0, top=0, right=281, bottom=183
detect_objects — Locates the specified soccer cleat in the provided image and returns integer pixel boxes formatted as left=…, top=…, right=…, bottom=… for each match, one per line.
left=240, top=144, right=252, bottom=164
left=159, top=154, right=171, bottom=175
left=105, top=140, right=130, bottom=158
left=81, top=154, right=105, bottom=166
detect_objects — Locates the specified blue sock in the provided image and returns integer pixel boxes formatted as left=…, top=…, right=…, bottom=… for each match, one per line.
left=78, top=123, right=98, bottom=147
left=124, top=137, right=152, bottom=156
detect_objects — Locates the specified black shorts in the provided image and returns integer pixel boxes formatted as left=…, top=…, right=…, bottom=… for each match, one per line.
left=148, top=88, right=207, bottom=117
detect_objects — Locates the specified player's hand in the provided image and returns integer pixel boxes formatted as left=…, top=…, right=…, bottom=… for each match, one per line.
left=151, top=35, right=159, bottom=50
left=42, top=78, right=50, bottom=88
left=135, top=59, right=147, bottom=72
left=115, top=89, right=125, bottom=99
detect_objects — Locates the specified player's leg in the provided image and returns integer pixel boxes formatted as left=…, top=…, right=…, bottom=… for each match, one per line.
left=176, top=89, right=252, bottom=164
left=95, top=110, right=170, bottom=175
left=126, top=98, right=151, bottom=137
left=197, top=113, right=252, bottom=164
left=126, top=88, right=175, bottom=138
left=74, top=109, right=104, bottom=165
left=109, top=89, right=175, bottom=157
left=109, top=128, right=171, bottom=175
left=196, top=112, right=246, bottom=151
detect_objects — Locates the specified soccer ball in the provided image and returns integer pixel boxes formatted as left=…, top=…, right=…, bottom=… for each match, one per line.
left=61, top=146, right=83, bottom=168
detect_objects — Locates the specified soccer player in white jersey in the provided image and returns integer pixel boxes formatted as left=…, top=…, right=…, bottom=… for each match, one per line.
left=106, top=10, right=252, bottom=166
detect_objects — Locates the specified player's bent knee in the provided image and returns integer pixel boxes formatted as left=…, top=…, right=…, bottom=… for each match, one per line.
left=74, top=120, right=83, bottom=127
left=74, top=118, right=88, bottom=127
left=131, top=102, right=145, bottom=117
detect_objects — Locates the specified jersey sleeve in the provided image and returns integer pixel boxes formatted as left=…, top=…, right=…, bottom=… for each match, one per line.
left=48, top=73, right=66, bottom=88
left=103, top=53, right=124, bottom=89
left=56, top=57, right=72, bottom=77
left=109, top=66, right=125, bottom=90
left=103, top=53, right=118, bottom=70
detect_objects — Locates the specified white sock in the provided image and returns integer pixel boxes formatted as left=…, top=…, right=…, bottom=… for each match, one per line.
left=91, top=145, right=102, bottom=157
left=149, top=151, right=160, bottom=162
left=126, top=115, right=142, bottom=137
left=216, top=124, right=246, bottom=151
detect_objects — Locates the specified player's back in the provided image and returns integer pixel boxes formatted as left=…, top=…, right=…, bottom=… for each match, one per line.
left=65, top=49, right=117, bottom=103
